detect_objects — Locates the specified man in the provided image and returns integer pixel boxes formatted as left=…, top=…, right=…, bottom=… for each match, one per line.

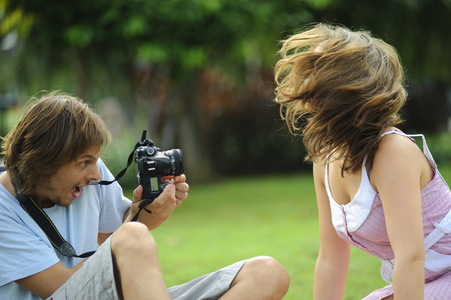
left=0, top=91, right=290, bottom=300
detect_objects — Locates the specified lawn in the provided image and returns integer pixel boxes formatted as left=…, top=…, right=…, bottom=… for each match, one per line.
left=134, top=166, right=451, bottom=299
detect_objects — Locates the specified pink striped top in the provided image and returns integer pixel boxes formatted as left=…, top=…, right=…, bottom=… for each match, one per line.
left=325, top=130, right=451, bottom=298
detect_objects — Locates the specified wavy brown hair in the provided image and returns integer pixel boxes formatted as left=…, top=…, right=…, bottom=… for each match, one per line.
left=274, top=23, right=407, bottom=173
left=2, top=91, right=111, bottom=195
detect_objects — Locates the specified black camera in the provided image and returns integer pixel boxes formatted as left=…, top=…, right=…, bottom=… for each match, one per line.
left=134, top=130, right=184, bottom=202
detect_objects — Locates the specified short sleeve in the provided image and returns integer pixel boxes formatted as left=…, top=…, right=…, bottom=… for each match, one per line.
left=0, top=207, right=59, bottom=287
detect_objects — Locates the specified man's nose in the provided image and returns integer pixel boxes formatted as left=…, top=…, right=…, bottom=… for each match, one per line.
left=88, top=164, right=101, bottom=182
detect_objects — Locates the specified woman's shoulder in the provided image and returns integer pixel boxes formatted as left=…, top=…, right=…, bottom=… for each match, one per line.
left=374, top=130, right=420, bottom=168
left=377, top=128, right=418, bottom=155
left=371, top=128, right=431, bottom=189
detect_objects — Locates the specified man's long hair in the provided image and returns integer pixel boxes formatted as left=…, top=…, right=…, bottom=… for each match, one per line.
left=2, top=91, right=111, bottom=195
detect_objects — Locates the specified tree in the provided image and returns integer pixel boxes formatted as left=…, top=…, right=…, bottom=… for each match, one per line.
left=3, top=0, right=449, bottom=182
left=1, top=0, right=315, bottom=181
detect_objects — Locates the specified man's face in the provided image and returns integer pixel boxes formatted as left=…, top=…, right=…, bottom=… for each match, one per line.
left=32, top=147, right=103, bottom=208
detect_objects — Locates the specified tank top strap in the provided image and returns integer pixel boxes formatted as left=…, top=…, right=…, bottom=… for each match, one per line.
left=380, top=128, right=407, bottom=138
left=380, top=129, right=436, bottom=169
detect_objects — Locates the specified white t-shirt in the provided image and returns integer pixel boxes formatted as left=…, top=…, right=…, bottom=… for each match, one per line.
left=0, top=159, right=131, bottom=300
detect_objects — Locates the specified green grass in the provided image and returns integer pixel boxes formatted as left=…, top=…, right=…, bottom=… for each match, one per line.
left=130, top=166, right=451, bottom=299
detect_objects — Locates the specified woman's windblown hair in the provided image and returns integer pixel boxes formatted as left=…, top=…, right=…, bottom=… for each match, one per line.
left=274, top=23, right=407, bottom=172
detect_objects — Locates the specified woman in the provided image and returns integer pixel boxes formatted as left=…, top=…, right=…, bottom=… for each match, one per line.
left=274, top=23, right=451, bottom=299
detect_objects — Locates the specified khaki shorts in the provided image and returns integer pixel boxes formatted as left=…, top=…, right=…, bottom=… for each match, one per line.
left=48, top=237, right=246, bottom=300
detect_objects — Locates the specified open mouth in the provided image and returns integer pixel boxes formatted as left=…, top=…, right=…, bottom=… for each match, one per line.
left=72, top=186, right=81, bottom=199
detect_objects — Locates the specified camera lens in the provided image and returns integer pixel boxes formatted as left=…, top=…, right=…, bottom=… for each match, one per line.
left=164, top=149, right=184, bottom=175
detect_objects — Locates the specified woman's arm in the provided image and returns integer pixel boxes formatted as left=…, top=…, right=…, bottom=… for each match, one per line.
left=371, top=134, right=427, bottom=299
left=313, top=162, right=351, bottom=300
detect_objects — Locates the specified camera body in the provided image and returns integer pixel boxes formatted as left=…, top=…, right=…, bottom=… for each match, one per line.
left=134, top=130, right=184, bottom=201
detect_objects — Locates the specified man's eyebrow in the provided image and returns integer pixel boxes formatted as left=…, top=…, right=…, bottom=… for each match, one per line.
left=78, top=154, right=98, bottom=160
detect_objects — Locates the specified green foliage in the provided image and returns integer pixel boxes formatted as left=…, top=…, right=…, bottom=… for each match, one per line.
left=1, top=0, right=314, bottom=86
left=137, top=43, right=169, bottom=63
left=423, top=131, right=451, bottom=166
left=2, top=0, right=451, bottom=180
left=303, top=0, right=335, bottom=10
left=100, top=127, right=142, bottom=189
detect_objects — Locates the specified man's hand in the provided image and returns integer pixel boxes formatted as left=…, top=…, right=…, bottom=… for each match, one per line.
left=124, top=175, right=189, bottom=229
left=164, top=174, right=189, bottom=206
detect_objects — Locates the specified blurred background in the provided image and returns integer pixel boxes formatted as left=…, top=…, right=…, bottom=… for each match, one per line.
left=2, top=1, right=451, bottom=298
left=1, top=0, right=451, bottom=187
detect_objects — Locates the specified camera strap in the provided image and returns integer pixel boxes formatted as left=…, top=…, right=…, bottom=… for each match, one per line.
left=10, top=180, right=95, bottom=258
left=93, top=138, right=145, bottom=186
left=2, top=132, right=153, bottom=258
left=93, top=138, right=154, bottom=222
